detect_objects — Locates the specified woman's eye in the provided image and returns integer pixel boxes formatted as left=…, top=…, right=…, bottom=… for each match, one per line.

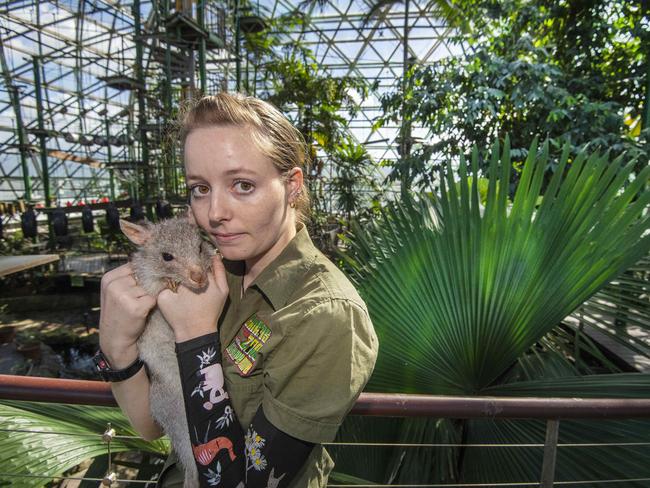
left=162, top=252, right=174, bottom=261
left=234, top=180, right=254, bottom=193
left=190, top=185, right=210, bottom=197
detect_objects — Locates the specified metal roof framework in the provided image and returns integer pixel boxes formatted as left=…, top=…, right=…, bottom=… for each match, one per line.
left=0, top=0, right=458, bottom=207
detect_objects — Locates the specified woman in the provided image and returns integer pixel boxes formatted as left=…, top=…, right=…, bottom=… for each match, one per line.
left=98, top=93, right=378, bottom=487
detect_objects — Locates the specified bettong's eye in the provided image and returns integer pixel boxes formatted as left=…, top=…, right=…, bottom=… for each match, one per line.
left=162, top=252, right=174, bottom=261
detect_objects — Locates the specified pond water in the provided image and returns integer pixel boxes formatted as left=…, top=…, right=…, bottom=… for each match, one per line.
left=0, top=307, right=100, bottom=379
left=51, top=345, right=98, bottom=379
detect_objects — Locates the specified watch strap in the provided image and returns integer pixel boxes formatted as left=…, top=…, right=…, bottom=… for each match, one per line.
left=93, top=350, right=144, bottom=382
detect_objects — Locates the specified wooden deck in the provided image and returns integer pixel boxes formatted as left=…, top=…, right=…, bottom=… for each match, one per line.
left=565, top=313, right=650, bottom=373
left=0, top=255, right=60, bottom=278
left=58, top=253, right=128, bottom=277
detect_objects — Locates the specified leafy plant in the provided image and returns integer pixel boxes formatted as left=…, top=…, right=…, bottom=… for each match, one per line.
left=14, top=328, right=41, bottom=346
left=0, top=228, right=30, bottom=256
left=377, top=0, right=650, bottom=192
left=332, top=138, right=650, bottom=484
left=241, top=13, right=379, bottom=231
left=0, top=401, right=168, bottom=487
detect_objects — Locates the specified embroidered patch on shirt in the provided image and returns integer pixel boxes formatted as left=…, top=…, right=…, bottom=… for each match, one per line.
left=225, top=314, right=271, bottom=376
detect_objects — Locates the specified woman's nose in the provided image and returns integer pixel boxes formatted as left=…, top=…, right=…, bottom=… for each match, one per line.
left=208, top=192, right=230, bottom=223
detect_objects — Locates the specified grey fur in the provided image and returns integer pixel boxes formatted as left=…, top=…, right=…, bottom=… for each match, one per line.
left=124, top=215, right=213, bottom=488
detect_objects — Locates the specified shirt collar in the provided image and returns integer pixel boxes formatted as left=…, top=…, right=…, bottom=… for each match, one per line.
left=232, top=224, right=318, bottom=311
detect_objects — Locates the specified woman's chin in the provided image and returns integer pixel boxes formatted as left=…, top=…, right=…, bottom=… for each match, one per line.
left=219, top=248, right=246, bottom=262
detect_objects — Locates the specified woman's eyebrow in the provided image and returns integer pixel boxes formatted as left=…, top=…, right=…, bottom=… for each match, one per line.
left=186, top=168, right=258, bottom=182
left=185, top=174, right=205, bottom=182
left=224, top=168, right=258, bottom=176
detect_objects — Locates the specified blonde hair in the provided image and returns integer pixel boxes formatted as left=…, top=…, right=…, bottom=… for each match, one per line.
left=178, top=93, right=311, bottom=223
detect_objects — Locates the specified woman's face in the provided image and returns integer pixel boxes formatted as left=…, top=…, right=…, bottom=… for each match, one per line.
left=184, top=125, right=300, bottom=269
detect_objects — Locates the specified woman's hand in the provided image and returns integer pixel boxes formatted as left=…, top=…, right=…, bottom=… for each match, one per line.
left=157, top=254, right=229, bottom=343
left=99, top=263, right=157, bottom=367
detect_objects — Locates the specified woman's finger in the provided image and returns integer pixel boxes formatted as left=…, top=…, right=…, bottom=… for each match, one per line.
left=211, top=254, right=228, bottom=292
left=102, top=263, right=134, bottom=288
left=101, top=265, right=136, bottom=305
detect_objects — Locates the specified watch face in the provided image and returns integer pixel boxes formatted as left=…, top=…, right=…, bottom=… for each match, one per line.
left=93, top=351, right=111, bottom=372
left=93, top=351, right=115, bottom=382
left=96, top=357, right=109, bottom=370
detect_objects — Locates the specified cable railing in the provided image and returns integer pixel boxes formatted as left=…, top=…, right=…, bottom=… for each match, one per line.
left=1, top=374, right=650, bottom=487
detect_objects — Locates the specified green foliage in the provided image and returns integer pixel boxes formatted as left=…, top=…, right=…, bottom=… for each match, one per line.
left=0, top=229, right=30, bottom=255
left=0, top=401, right=168, bottom=487
left=329, top=137, right=384, bottom=221
left=333, top=139, right=650, bottom=483
left=14, top=327, right=41, bottom=345
left=377, top=0, right=650, bottom=191
left=242, top=12, right=380, bottom=232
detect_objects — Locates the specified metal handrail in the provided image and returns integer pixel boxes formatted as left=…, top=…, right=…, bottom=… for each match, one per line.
left=2, top=374, right=650, bottom=488
left=2, top=374, right=650, bottom=419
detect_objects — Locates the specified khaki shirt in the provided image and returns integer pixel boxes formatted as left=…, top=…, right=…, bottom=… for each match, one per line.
left=219, top=224, right=378, bottom=487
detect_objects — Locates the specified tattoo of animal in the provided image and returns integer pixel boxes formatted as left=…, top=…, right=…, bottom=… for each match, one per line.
left=193, top=436, right=236, bottom=466
left=199, top=362, right=229, bottom=410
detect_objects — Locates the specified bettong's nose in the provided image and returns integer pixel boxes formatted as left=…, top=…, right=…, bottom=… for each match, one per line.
left=190, top=268, right=206, bottom=285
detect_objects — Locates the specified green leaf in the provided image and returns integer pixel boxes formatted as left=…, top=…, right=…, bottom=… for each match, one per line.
left=341, top=139, right=650, bottom=482
left=0, top=401, right=168, bottom=487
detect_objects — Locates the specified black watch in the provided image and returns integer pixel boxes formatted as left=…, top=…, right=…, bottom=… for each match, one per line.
left=93, top=350, right=144, bottom=382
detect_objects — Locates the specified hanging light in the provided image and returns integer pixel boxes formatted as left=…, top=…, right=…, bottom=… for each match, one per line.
left=21, top=207, right=37, bottom=239
left=130, top=201, right=145, bottom=222
left=79, top=134, right=94, bottom=146
left=105, top=202, right=120, bottom=232
left=82, top=206, right=95, bottom=233
left=93, top=135, right=108, bottom=146
left=52, top=207, right=68, bottom=237
left=155, top=199, right=173, bottom=220
left=64, top=132, right=80, bottom=144
left=108, top=136, right=122, bottom=147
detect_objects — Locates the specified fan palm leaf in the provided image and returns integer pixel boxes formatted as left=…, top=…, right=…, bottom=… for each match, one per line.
left=336, top=138, right=650, bottom=483
left=0, top=400, right=168, bottom=487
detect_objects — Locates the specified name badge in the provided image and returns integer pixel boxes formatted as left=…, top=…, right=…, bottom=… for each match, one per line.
left=225, top=314, right=272, bottom=376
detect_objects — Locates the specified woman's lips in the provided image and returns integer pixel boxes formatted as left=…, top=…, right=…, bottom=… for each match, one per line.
left=212, top=232, right=243, bottom=244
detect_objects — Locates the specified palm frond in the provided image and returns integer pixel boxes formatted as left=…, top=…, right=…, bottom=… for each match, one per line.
left=341, top=138, right=650, bottom=482
left=462, top=417, right=650, bottom=486
left=347, top=138, right=650, bottom=395
left=329, top=416, right=405, bottom=482
left=0, top=401, right=168, bottom=487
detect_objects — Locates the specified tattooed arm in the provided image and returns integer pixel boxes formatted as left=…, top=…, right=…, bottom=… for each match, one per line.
left=176, top=333, right=314, bottom=488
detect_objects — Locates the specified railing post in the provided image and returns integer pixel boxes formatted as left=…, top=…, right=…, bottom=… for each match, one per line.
left=541, top=419, right=560, bottom=487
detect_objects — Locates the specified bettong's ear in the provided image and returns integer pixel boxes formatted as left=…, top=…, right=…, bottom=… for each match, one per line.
left=119, top=219, right=152, bottom=245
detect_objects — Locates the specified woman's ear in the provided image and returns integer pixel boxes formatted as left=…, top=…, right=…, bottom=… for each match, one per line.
left=286, top=167, right=304, bottom=200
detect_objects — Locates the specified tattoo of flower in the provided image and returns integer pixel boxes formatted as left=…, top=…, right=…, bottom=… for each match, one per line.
left=245, top=427, right=267, bottom=472
left=197, top=347, right=217, bottom=368
left=204, top=461, right=222, bottom=486
left=215, top=406, right=233, bottom=430
left=191, top=384, right=205, bottom=398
